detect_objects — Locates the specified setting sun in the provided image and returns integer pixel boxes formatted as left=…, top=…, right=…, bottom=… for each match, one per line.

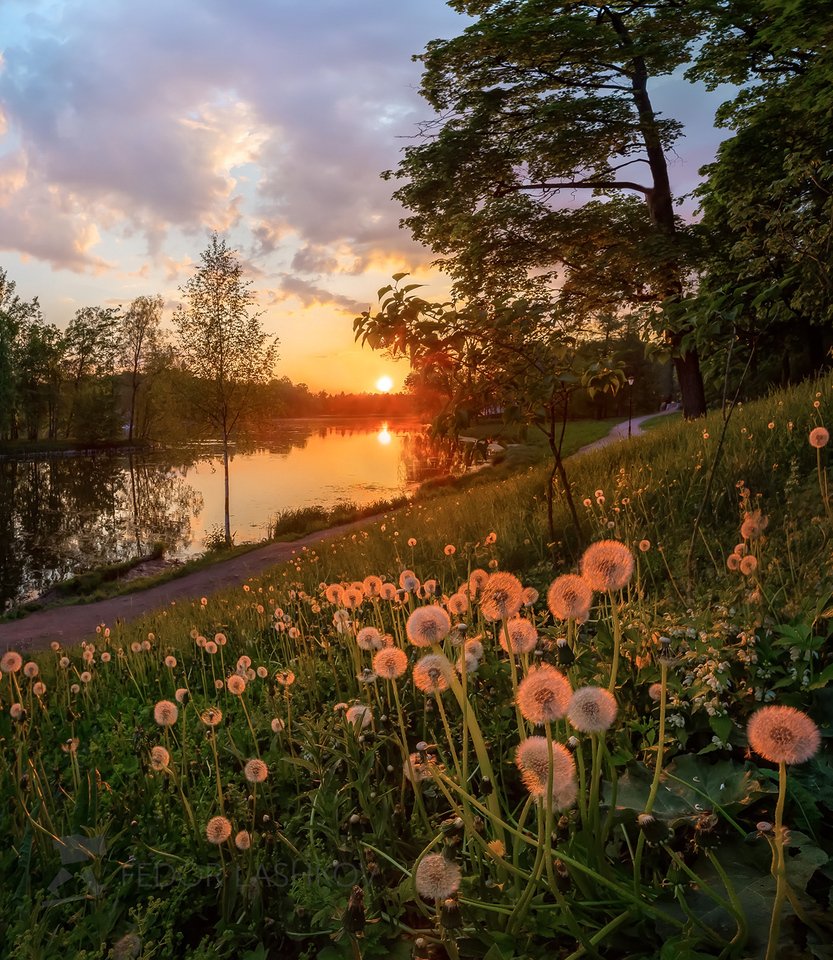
left=375, top=375, right=394, bottom=393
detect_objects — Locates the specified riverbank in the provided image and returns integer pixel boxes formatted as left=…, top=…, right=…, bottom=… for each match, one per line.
left=0, top=414, right=664, bottom=649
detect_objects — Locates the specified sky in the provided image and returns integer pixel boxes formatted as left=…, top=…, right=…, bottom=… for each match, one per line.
left=0, top=0, right=732, bottom=392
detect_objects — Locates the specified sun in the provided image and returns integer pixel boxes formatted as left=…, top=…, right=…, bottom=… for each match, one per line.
left=375, top=375, right=394, bottom=393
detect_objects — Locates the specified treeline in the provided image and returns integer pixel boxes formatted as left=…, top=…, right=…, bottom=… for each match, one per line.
left=0, top=273, right=420, bottom=446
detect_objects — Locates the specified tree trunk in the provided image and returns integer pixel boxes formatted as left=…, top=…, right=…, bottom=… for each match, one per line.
left=222, top=436, right=232, bottom=548
left=606, top=10, right=708, bottom=420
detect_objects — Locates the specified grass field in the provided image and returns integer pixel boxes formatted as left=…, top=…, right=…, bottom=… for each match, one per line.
left=1, top=382, right=832, bottom=959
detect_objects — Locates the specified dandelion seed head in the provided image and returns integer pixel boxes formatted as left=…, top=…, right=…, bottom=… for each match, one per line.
left=234, top=830, right=251, bottom=850
left=648, top=682, right=663, bottom=701
left=480, top=571, right=524, bottom=621
left=227, top=674, right=247, bottom=695
left=372, top=646, right=408, bottom=679
left=244, top=758, right=269, bottom=783
left=1, top=651, right=23, bottom=674
left=809, top=426, right=829, bottom=448
left=747, top=706, right=820, bottom=764
left=500, top=617, right=539, bottom=655
left=414, top=854, right=461, bottom=901
left=740, top=510, right=769, bottom=541
left=150, top=746, right=170, bottom=770
left=205, top=816, right=232, bottom=845
left=727, top=553, right=741, bottom=571
left=580, top=540, right=635, bottom=592
left=356, top=626, right=384, bottom=651
left=23, top=661, right=39, bottom=678
left=200, top=706, right=223, bottom=727
left=406, top=606, right=451, bottom=647
left=516, top=664, right=572, bottom=724
left=413, top=653, right=452, bottom=694
left=153, top=700, right=178, bottom=726
left=345, top=703, right=373, bottom=729
left=567, top=687, right=618, bottom=732
left=547, top=574, right=594, bottom=623
left=515, top=736, right=577, bottom=808
left=739, top=555, right=758, bottom=576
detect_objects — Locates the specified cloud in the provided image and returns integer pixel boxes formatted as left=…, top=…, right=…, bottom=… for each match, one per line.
left=271, top=274, right=366, bottom=314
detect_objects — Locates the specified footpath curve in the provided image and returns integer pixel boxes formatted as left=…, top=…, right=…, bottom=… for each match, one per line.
left=0, top=412, right=668, bottom=652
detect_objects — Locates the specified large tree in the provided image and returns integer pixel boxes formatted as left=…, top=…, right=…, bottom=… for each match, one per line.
left=386, top=0, right=707, bottom=418
left=684, top=0, right=833, bottom=389
left=119, top=294, right=167, bottom=443
left=173, top=234, right=279, bottom=548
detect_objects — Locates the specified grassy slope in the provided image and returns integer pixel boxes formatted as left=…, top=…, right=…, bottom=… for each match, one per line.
left=3, top=380, right=833, bottom=959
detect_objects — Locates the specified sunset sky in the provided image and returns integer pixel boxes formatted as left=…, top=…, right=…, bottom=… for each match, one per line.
left=0, top=0, right=730, bottom=392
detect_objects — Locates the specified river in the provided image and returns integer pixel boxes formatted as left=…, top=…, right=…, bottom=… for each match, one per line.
left=0, top=419, right=450, bottom=611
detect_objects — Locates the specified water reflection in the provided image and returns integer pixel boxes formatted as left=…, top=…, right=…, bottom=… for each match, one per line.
left=0, top=419, right=443, bottom=611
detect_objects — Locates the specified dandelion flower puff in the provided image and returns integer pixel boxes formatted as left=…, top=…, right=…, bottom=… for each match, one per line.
left=276, top=669, right=295, bottom=686
left=406, top=605, right=452, bottom=647
left=500, top=617, right=538, bottom=655
left=515, top=736, right=577, bottom=806
left=739, top=555, right=758, bottom=576
left=237, top=655, right=252, bottom=669
left=639, top=539, right=651, bottom=552
left=150, top=746, right=170, bottom=770
left=547, top=574, right=594, bottom=623
left=244, top=758, right=269, bottom=783
left=343, top=586, right=364, bottom=609
left=345, top=703, right=373, bottom=729
left=164, top=656, right=177, bottom=669
left=205, top=816, right=232, bottom=845
left=726, top=553, right=741, bottom=571
left=234, top=830, right=251, bottom=851
left=59, top=656, right=70, bottom=669
left=33, top=681, right=46, bottom=697
left=373, top=646, right=408, bottom=679
left=204, top=641, right=218, bottom=655
left=9, top=703, right=25, bottom=721
left=446, top=592, right=469, bottom=615
left=23, top=661, right=39, bottom=678
left=399, top=569, right=417, bottom=589
left=80, top=670, right=92, bottom=683
left=465, top=638, right=484, bottom=660
left=580, top=540, right=635, bottom=592
left=516, top=664, right=572, bottom=724
left=200, top=706, right=223, bottom=727
left=747, top=706, right=820, bottom=765
left=271, top=717, right=285, bottom=733
left=357, top=626, right=384, bottom=651
left=567, top=687, right=618, bottom=733
left=153, top=700, right=179, bottom=726
left=325, top=583, right=344, bottom=605
left=466, top=569, right=489, bottom=598
left=414, top=854, right=462, bottom=901
left=648, top=683, right=663, bottom=702
left=444, top=544, right=456, bottom=556
left=227, top=674, right=247, bottom=695
left=809, top=426, right=829, bottom=448
left=413, top=653, right=453, bottom=694
left=456, top=652, right=480, bottom=675
left=362, top=575, right=383, bottom=597
left=380, top=583, right=397, bottom=601
left=101, top=651, right=111, bottom=663
left=522, top=586, right=539, bottom=606
left=740, top=510, right=769, bottom=541
left=480, top=572, right=524, bottom=621
left=256, top=665, right=268, bottom=678
left=1, top=651, right=23, bottom=674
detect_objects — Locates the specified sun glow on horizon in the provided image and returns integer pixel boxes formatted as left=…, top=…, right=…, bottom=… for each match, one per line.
left=375, top=375, right=394, bottom=393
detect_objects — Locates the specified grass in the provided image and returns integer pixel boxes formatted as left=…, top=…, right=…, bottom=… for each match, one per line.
left=639, top=411, right=683, bottom=432
left=1, top=385, right=832, bottom=958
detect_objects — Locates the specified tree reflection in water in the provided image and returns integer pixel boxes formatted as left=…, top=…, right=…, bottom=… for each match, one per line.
left=0, top=453, right=203, bottom=611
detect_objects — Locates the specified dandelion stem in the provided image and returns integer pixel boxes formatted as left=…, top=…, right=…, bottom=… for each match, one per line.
left=765, top=761, right=789, bottom=960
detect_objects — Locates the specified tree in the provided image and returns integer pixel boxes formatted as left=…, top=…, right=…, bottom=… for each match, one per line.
left=120, top=295, right=166, bottom=443
left=0, top=270, right=46, bottom=440
left=173, top=234, right=279, bottom=548
left=683, top=0, right=833, bottom=391
left=61, top=305, right=121, bottom=440
left=385, top=0, right=707, bottom=418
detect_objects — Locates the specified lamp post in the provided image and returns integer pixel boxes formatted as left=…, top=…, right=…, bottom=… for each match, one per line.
left=627, top=376, right=635, bottom=438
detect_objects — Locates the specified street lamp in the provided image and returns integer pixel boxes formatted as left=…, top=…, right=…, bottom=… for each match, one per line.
left=627, top=376, right=635, bottom=438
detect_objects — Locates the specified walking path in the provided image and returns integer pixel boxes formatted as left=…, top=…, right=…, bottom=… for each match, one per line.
left=0, top=411, right=671, bottom=652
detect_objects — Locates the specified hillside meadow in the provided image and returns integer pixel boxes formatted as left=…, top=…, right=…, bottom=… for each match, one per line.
left=1, top=376, right=832, bottom=960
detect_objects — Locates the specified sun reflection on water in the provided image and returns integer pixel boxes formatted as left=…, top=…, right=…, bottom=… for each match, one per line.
left=377, top=423, right=392, bottom=445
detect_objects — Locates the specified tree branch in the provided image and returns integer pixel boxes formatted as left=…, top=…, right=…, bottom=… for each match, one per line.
left=496, top=179, right=650, bottom=197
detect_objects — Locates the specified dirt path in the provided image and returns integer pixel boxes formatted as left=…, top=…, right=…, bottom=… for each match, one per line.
left=0, top=411, right=672, bottom=652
